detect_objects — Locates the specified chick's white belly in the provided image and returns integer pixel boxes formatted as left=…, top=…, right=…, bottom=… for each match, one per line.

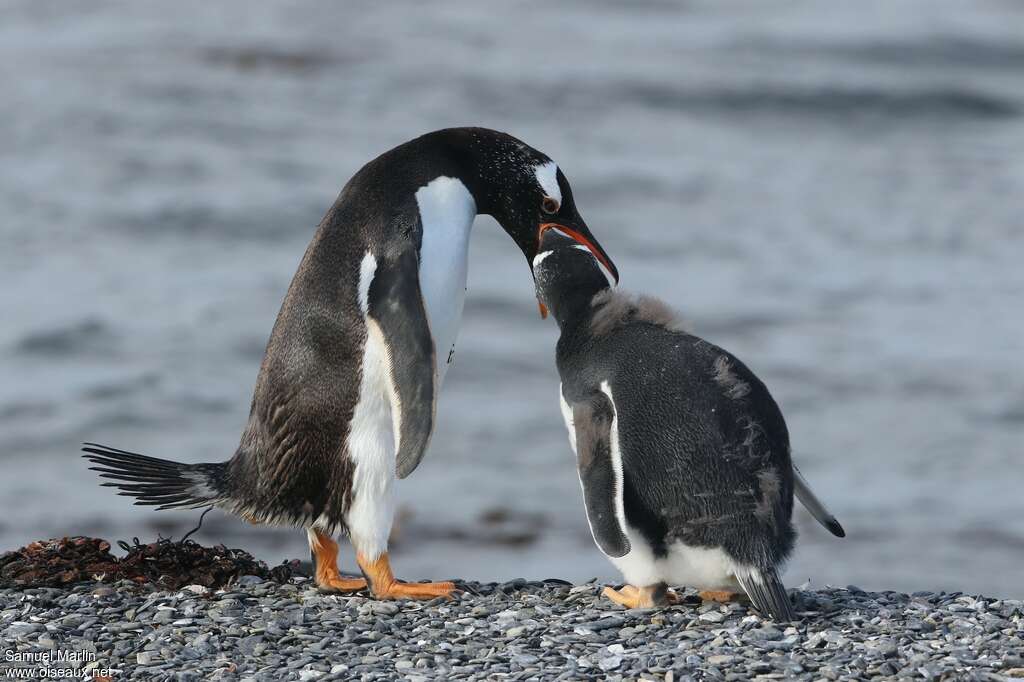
left=609, top=526, right=740, bottom=590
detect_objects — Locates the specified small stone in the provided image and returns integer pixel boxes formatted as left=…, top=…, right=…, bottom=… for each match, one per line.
left=750, top=626, right=782, bottom=640
left=4, top=622, right=42, bottom=637
left=699, top=611, right=725, bottom=623
left=867, top=640, right=898, bottom=657
left=577, top=616, right=626, bottom=631
left=501, top=578, right=527, bottom=593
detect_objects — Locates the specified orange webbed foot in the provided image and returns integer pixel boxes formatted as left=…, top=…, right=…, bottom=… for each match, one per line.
left=318, top=575, right=368, bottom=594
left=309, top=530, right=367, bottom=594
left=698, top=589, right=741, bottom=603
left=357, top=552, right=458, bottom=601
left=603, top=583, right=670, bottom=609
left=372, top=580, right=457, bottom=600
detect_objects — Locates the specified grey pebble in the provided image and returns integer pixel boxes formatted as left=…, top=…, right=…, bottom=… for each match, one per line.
left=577, top=616, right=626, bottom=631
left=4, top=622, right=43, bottom=637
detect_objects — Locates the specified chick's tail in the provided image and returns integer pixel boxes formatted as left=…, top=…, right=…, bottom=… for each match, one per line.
left=735, top=564, right=797, bottom=622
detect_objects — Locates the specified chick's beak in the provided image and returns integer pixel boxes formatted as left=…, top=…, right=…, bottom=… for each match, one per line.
left=538, top=222, right=619, bottom=284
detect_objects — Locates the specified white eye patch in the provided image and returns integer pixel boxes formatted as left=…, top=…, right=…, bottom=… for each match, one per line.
left=533, top=161, right=561, bottom=205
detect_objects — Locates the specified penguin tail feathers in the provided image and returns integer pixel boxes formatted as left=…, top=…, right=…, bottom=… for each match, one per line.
left=82, top=442, right=228, bottom=511
left=735, top=565, right=796, bottom=622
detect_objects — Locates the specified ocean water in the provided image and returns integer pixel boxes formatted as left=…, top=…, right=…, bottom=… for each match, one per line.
left=2, top=0, right=1023, bottom=597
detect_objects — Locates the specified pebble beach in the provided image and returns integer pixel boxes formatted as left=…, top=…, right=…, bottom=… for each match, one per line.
left=2, top=578, right=1022, bottom=681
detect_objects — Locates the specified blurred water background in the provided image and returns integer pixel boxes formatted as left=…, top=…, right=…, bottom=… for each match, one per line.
left=3, top=0, right=1023, bottom=597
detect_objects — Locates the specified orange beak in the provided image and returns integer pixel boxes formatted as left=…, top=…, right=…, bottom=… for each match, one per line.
left=538, top=300, right=548, bottom=319
left=538, top=222, right=619, bottom=284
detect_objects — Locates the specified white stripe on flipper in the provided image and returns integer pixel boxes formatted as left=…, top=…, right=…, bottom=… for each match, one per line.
left=559, top=384, right=576, bottom=452
left=357, top=251, right=377, bottom=314
left=563, top=384, right=612, bottom=559
left=534, top=161, right=561, bottom=204
left=599, top=380, right=629, bottom=541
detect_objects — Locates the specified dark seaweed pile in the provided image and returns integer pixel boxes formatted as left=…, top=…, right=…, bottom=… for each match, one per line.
left=0, top=536, right=299, bottom=590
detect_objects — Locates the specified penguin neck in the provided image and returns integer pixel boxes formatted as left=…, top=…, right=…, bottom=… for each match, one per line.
left=550, top=284, right=612, bottom=333
left=425, top=128, right=533, bottom=216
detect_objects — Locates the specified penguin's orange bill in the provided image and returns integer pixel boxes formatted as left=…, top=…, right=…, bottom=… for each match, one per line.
left=538, top=222, right=618, bottom=284
left=536, top=222, right=617, bottom=319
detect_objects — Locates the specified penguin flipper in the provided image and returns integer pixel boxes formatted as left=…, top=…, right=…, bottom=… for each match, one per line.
left=571, top=391, right=631, bottom=558
left=368, top=247, right=437, bottom=480
left=793, top=464, right=845, bottom=538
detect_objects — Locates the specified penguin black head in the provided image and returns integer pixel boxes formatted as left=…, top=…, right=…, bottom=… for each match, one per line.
left=531, top=228, right=613, bottom=326
left=442, top=128, right=618, bottom=302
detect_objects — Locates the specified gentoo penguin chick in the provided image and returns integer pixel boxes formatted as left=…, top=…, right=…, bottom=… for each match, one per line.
left=82, top=128, right=617, bottom=600
left=534, top=231, right=836, bottom=621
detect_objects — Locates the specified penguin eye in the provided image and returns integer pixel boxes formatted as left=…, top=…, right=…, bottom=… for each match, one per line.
left=541, top=196, right=560, bottom=215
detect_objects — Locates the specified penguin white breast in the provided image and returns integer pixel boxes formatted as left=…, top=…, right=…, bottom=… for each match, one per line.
left=342, top=253, right=398, bottom=556
left=415, top=176, right=477, bottom=384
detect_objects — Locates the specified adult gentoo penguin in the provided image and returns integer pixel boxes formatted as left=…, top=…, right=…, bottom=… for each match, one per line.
left=532, top=231, right=842, bottom=620
left=82, top=128, right=618, bottom=600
